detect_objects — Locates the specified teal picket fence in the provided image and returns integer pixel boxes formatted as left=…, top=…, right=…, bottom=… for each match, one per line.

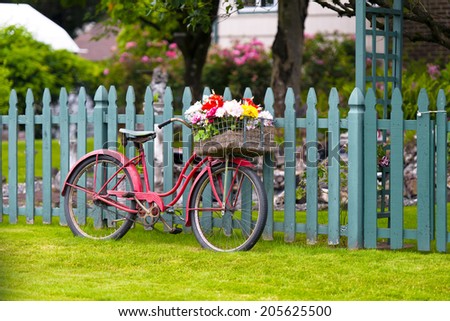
left=1, top=85, right=448, bottom=252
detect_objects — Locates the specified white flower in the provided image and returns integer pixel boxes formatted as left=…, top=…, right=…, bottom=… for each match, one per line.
left=259, top=110, right=274, bottom=126
left=259, top=110, right=273, bottom=120
left=223, top=100, right=243, bottom=118
left=184, top=102, right=203, bottom=121
left=214, top=107, right=226, bottom=118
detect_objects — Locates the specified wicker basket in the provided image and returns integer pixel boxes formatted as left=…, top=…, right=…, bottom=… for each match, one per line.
left=193, top=118, right=275, bottom=157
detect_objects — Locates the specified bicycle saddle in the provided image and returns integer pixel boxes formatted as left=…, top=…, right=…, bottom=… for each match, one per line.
left=119, top=128, right=157, bottom=144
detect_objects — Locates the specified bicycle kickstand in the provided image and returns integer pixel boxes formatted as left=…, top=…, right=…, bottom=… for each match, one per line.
left=159, top=215, right=183, bottom=235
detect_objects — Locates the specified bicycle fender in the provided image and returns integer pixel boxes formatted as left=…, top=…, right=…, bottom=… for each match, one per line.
left=185, top=157, right=253, bottom=226
left=61, top=149, right=143, bottom=196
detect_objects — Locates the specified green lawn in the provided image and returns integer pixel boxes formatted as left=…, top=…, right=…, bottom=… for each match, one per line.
left=0, top=215, right=449, bottom=301
left=1, top=139, right=61, bottom=183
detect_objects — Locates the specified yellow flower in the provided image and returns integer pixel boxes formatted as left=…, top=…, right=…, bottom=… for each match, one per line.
left=241, top=104, right=259, bottom=118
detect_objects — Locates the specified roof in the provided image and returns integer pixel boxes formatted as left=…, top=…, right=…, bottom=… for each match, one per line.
left=0, top=3, right=82, bottom=53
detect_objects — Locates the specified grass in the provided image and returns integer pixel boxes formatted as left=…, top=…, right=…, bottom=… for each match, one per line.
left=1, top=215, right=449, bottom=301
left=1, top=138, right=94, bottom=183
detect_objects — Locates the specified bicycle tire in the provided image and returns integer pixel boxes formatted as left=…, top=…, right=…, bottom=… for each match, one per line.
left=64, top=154, right=137, bottom=240
left=189, top=162, right=267, bottom=252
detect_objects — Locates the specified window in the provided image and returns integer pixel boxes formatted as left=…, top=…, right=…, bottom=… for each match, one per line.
left=244, top=0, right=275, bottom=6
left=239, top=0, right=278, bottom=13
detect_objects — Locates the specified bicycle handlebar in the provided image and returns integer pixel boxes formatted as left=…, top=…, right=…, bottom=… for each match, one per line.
left=158, top=119, right=172, bottom=129
left=158, top=118, right=192, bottom=129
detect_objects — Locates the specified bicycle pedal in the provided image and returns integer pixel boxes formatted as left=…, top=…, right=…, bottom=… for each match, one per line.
left=169, top=227, right=183, bottom=234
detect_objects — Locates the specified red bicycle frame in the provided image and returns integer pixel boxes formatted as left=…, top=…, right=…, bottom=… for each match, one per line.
left=61, top=144, right=254, bottom=226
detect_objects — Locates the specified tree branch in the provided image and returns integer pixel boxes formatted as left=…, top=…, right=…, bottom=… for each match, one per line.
left=315, top=0, right=450, bottom=50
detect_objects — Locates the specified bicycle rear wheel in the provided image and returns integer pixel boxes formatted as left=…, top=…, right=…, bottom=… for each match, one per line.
left=64, top=154, right=137, bottom=240
left=189, top=162, right=267, bottom=252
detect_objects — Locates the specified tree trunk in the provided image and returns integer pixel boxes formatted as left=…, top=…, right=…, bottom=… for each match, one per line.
left=271, top=0, right=309, bottom=117
left=175, top=30, right=212, bottom=100
left=173, top=0, right=220, bottom=100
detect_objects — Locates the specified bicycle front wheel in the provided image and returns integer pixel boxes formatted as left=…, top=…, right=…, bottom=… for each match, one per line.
left=64, top=154, right=137, bottom=240
left=189, top=162, right=267, bottom=252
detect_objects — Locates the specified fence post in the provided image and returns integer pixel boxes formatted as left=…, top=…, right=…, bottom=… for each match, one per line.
left=93, top=86, right=108, bottom=151
left=347, top=87, right=365, bottom=249
left=25, top=89, right=35, bottom=224
left=7, top=90, right=18, bottom=223
left=389, top=88, right=404, bottom=249
left=435, top=89, right=447, bottom=253
left=284, top=88, right=296, bottom=243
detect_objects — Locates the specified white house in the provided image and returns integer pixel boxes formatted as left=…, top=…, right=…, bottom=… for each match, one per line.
left=214, top=1, right=356, bottom=48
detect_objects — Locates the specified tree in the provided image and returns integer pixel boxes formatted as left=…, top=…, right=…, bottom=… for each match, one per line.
left=315, top=0, right=450, bottom=50
left=0, top=26, right=101, bottom=114
left=100, top=0, right=221, bottom=100
left=271, top=0, right=309, bottom=117
left=3, top=0, right=103, bottom=37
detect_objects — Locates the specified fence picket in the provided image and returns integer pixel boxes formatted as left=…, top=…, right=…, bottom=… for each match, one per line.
left=25, top=89, right=35, bottom=223
left=390, top=88, right=404, bottom=249
left=416, top=88, right=431, bottom=251
left=327, top=88, right=341, bottom=245
left=77, top=88, right=87, bottom=159
left=7, top=90, right=18, bottom=223
left=42, top=89, right=52, bottom=223
left=59, top=88, right=70, bottom=225
left=283, top=88, right=296, bottom=242
left=125, top=86, right=136, bottom=158
left=435, top=89, right=448, bottom=253
left=181, top=87, right=193, bottom=223
left=363, top=88, right=378, bottom=248
left=223, top=87, right=232, bottom=100
left=108, top=86, right=118, bottom=151
left=143, top=87, right=155, bottom=191
left=76, top=87, right=87, bottom=225
left=93, top=86, right=108, bottom=151
left=306, top=88, right=318, bottom=244
left=163, top=87, right=174, bottom=205
left=263, top=87, right=275, bottom=240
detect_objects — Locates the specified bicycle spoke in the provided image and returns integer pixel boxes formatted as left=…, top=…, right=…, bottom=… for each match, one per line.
left=190, top=163, right=267, bottom=252
left=64, top=155, right=137, bottom=240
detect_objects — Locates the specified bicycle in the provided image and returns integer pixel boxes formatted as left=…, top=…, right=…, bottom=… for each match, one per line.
left=61, top=117, right=268, bottom=252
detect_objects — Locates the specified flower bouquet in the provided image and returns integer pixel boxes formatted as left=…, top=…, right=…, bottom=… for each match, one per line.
left=185, top=93, right=275, bottom=157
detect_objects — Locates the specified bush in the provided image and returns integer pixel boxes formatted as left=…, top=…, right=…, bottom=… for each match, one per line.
left=0, top=26, right=102, bottom=114
left=397, top=61, right=449, bottom=119
left=202, top=34, right=356, bottom=112
left=99, top=26, right=184, bottom=111
left=0, top=66, right=12, bottom=114
left=202, top=39, right=272, bottom=104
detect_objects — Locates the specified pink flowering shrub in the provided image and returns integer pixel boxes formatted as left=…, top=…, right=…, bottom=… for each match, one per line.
left=101, top=30, right=182, bottom=109
left=202, top=39, right=272, bottom=104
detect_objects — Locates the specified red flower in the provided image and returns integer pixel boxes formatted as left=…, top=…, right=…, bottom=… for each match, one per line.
left=202, top=94, right=224, bottom=111
left=242, top=97, right=258, bottom=108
